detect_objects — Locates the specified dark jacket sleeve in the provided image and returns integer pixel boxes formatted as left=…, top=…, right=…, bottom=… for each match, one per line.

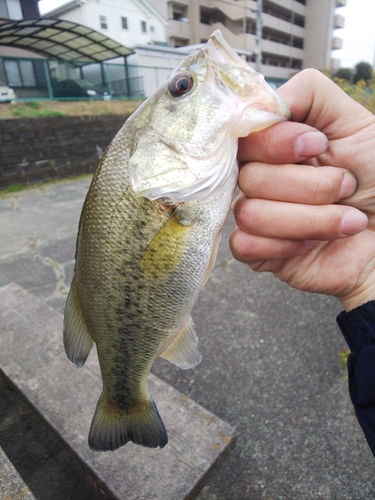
left=336, top=301, right=375, bottom=456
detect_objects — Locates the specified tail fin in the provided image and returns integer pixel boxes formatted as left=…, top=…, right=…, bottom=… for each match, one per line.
left=88, top=394, right=168, bottom=451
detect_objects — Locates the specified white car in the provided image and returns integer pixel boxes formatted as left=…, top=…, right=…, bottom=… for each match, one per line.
left=0, top=80, right=17, bottom=102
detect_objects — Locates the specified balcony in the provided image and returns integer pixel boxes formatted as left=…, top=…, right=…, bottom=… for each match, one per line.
left=332, top=36, right=343, bottom=50
left=333, top=14, right=345, bottom=29
left=260, top=64, right=298, bottom=80
left=200, top=23, right=257, bottom=51
left=331, top=58, right=341, bottom=71
left=261, top=39, right=304, bottom=59
left=266, top=0, right=306, bottom=16
left=167, top=19, right=191, bottom=39
left=200, top=0, right=257, bottom=23
left=262, top=12, right=305, bottom=38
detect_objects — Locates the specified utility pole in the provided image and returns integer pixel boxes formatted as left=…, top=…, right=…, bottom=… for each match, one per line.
left=255, top=0, right=262, bottom=72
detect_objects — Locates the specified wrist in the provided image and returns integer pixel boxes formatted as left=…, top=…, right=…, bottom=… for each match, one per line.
left=338, top=282, right=375, bottom=312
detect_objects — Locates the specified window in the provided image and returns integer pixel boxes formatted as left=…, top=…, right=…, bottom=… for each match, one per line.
left=4, top=59, right=36, bottom=87
left=293, top=38, right=304, bottom=49
left=294, top=15, right=305, bottom=28
left=121, top=16, right=128, bottom=29
left=150, top=26, right=155, bottom=32
left=141, top=20, right=147, bottom=33
left=4, top=60, right=21, bottom=86
left=0, top=0, right=22, bottom=20
left=100, top=15, right=107, bottom=30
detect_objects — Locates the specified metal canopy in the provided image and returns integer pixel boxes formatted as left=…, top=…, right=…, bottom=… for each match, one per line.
left=0, top=18, right=134, bottom=64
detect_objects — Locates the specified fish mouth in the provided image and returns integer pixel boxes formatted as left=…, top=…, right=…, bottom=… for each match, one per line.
left=205, top=30, right=290, bottom=127
left=205, top=30, right=251, bottom=70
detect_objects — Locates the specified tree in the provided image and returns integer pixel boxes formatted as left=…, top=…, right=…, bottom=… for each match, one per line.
left=353, top=61, right=373, bottom=84
left=334, top=68, right=352, bottom=82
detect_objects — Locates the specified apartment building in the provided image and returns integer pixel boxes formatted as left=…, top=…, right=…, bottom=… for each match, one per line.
left=150, top=0, right=346, bottom=81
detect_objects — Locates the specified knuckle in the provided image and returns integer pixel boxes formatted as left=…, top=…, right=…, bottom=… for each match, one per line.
left=311, top=168, right=343, bottom=204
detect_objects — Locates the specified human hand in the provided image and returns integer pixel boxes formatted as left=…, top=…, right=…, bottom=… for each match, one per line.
left=230, top=69, right=375, bottom=311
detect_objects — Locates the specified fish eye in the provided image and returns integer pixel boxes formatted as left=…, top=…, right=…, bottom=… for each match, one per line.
left=168, top=73, right=194, bottom=97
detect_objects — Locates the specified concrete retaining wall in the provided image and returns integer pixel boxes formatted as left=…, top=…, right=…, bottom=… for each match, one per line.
left=0, top=115, right=130, bottom=189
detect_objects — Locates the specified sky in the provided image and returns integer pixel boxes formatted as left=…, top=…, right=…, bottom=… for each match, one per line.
left=334, top=0, right=375, bottom=68
left=38, top=0, right=375, bottom=69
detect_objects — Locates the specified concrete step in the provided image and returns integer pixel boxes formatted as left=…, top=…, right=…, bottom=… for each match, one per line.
left=0, top=445, right=36, bottom=500
left=0, top=283, right=235, bottom=500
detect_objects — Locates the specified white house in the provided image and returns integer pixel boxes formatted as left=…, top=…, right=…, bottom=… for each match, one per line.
left=44, top=0, right=168, bottom=49
left=43, top=0, right=188, bottom=95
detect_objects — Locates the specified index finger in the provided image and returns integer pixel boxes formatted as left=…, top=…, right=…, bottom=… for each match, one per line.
left=279, top=69, right=371, bottom=133
left=279, top=69, right=375, bottom=182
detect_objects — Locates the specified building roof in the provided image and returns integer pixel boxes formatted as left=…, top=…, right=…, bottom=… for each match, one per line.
left=44, top=0, right=168, bottom=26
left=41, top=0, right=80, bottom=17
left=0, top=17, right=133, bottom=63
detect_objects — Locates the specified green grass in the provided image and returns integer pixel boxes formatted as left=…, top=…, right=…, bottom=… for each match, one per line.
left=338, top=349, right=350, bottom=370
left=90, top=106, right=114, bottom=115
left=10, top=100, right=66, bottom=118
left=0, top=184, right=29, bottom=195
left=333, top=78, right=375, bottom=114
left=11, top=106, right=66, bottom=118
left=0, top=99, right=143, bottom=120
left=0, top=174, right=92, bottom=198
left=338, top=349, right=350, bottom=381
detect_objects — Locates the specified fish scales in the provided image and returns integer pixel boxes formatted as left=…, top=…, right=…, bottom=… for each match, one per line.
left=64, top=30, right=290, bottom=452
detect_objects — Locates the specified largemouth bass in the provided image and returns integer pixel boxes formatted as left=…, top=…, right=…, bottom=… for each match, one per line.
left=64, top=30, right=290, bottom=452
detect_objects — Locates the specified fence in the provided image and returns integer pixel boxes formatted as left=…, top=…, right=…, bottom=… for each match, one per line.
left=0, top=54, right=176, bottom=101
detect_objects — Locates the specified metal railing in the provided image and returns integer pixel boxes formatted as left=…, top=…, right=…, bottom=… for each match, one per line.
left=0, top=53, right=287, bottom=102
left=0, top=55, right=174, bottom=101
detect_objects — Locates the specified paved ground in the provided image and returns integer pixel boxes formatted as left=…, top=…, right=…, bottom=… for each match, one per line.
left=1, top=178, right=375, bottom=499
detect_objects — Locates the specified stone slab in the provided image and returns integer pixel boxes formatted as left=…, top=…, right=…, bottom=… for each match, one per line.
left=0, top=445, right=36, bottom=500
left=0, top=283, right=235, bottom=500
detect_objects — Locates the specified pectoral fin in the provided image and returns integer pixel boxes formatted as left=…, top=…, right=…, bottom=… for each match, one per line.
left=63, top=277, right=94, bottom=367
left=140, top=213, right=194, bottom=278
left=160, top=317, right=202, bottom=369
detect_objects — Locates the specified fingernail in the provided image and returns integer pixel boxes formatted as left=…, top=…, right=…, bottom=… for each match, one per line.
left=304, top=240, right=320, bottom=250
left=295, top=131, right=328, bottom=158
left=341, top=210, right=368, bottom=236
left=339, top=173, right=357, bottom=199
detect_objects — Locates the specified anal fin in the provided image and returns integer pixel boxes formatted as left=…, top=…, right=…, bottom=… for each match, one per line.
left=160, top=317, right=202, bottom=370
left=63, top=277, right=94, bottom=367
